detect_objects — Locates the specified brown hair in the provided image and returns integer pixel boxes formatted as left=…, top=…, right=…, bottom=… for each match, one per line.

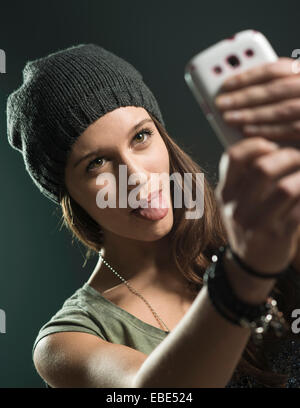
left=59, top=112, right=300, bottom=387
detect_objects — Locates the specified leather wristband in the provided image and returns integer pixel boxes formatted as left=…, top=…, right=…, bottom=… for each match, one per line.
left=204, top=246, right=270, bottom=319
left=226, top=244, right=290, bottom=279
left=203, top=245, right=288, bottom=344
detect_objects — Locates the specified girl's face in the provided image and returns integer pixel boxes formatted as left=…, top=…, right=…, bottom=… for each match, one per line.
left=64, top=106, right=173, bottom=242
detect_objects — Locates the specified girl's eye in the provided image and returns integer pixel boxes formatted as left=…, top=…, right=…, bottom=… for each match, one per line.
left=86, top=127, right=154, bottom=172
left=133, top=128, right=154, bottom=145
left=86, top=157, right=106, bottom=172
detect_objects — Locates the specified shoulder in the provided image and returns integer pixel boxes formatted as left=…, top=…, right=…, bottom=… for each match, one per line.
left=32, top=284, right=108, bottom=360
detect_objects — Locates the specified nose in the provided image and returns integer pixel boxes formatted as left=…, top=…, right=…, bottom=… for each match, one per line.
left=126, top=167, right=150, bottom=201
left=117, top=154, right=152, bottom=203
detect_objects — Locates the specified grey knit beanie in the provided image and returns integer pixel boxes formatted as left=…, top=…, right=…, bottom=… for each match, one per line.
left=6, top=43, right=166, bottom=205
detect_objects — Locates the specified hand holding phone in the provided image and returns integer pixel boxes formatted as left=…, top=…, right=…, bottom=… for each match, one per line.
left=184, top=30, right=278, bottom=148
left=185, top=30, right=300, bottom=284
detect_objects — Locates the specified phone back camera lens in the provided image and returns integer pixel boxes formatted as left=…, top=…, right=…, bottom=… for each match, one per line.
left=213, top=65, right=222, bottom=74
left=245, top=49, right=254, bottom=57
left=227, top=55, right=240, bottom=68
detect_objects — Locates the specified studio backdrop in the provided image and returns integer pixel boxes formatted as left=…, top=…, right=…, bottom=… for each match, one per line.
left=0, top=0, right=297, bottom=387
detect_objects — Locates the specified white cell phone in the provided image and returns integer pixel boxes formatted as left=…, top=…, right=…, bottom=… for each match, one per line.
left=184, top=29, right=278, bottom=148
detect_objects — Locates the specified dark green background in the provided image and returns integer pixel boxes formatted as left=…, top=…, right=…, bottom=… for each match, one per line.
left=0, top=0, right=298, bottom=387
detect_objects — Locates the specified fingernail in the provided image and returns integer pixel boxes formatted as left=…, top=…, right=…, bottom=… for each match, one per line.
left=223, top=77, right=238, bottom=89
left=224, top=111, right=242, bottom=120
left=215, top=96, right=233, bottom=108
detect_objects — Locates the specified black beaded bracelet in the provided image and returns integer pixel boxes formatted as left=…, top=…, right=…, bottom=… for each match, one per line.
left=226, top=244, right=290, bottom=280
left=205, top=268, right=242, bottom=327
left=203, top=246, right=288, bottom=344
left=204, top=247, right=269, bottom=319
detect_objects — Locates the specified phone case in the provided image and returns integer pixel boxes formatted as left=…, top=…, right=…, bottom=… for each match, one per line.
left=184, top=29, right=278, bottom=148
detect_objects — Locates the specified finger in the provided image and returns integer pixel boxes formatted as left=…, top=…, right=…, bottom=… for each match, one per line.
left=282, top=197, right=300, bottom=236
left=242, top=121, right=300, bottom=145
left=220, top=57, right=297, bottom=92
left=215, top=137, right=279, bottom=203
left=230, top=148, right=300, bottom=226
left=238, top=169, right=300, bottom=233
left=215, top=75, right=300, bottom=111
left=223, top=98, right=300, bottom=125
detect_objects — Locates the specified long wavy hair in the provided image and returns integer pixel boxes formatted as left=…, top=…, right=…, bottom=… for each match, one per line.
left=59, top=112, right=300, bottom=387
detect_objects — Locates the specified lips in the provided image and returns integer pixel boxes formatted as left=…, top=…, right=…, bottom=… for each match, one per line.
left=130, top=189, right=162, bottom=212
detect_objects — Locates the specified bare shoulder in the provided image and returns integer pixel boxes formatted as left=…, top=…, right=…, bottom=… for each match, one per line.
left=33, top=331, right=148, bottom=388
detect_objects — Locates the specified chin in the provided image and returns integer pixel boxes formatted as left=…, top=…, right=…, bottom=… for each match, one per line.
left=134, top=219, right=173, bottom=242
left=122, top=215, right=174, bottom=242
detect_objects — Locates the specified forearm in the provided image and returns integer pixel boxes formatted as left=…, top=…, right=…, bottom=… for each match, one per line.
left=133, top=256, right=276, bottom=388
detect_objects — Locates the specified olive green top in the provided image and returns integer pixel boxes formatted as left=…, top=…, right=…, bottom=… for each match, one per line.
left=32, top=282, right=169, bottom=360
left=32, top=281, right=300, bottom=388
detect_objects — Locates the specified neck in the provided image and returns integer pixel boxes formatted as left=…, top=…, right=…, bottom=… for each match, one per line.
left=89, top=232, right=186, bottom=291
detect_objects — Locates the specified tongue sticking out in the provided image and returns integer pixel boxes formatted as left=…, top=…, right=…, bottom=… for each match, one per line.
left=134, top=191, right=169, bottom=221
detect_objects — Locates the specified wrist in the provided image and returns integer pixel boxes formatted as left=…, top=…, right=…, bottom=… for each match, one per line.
left=223, top=248, right=276, bottom=305
left=203, top=247, right=288, bottom=345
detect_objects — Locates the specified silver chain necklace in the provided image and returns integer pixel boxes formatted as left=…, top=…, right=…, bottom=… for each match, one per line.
left=98, top=251, right=170, bottom=333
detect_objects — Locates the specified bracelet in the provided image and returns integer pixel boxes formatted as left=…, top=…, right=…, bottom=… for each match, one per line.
left=203, top=246, right=289, bottom=345
left=226, top=244, right=290, bottom=280
left=206, top=247, right=272, bottom=318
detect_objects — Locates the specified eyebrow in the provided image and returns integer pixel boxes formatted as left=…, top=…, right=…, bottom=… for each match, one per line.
left=73, top=118, right=154, bottom=168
